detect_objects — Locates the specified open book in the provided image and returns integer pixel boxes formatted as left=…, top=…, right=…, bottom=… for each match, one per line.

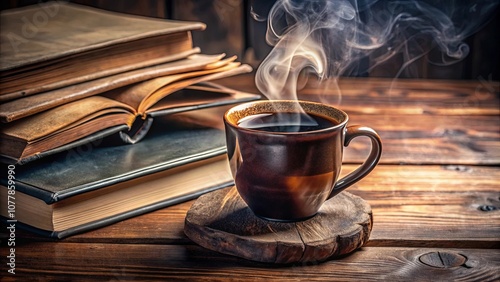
left=0, top=110, right=235, bottom=238
left=0, top=2, right=261, bottom=165
left=0, top=57, right=259, bottom=164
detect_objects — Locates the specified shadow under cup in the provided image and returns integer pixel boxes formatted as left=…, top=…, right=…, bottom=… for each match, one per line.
left=224, top=100, right=381, bottom=222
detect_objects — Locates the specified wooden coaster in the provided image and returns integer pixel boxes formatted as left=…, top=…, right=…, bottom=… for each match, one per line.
left=184, top=186, right=372, bottom=264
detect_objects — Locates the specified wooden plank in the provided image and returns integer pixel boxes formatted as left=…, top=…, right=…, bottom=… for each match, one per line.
left=13, top=166, right=499, bottom=249
left=171, top=0, right=245, bottom=59
left=345, top=114, right=500, bottom=165
left=216, top=76, right=499, bottom=164
left=352, top=165, right=500, bottom=248
left=3, top=243, right=499, bottom=281
left=215, top=75, right=500, bottom=115
left=305, top=78, right=500, bottom=116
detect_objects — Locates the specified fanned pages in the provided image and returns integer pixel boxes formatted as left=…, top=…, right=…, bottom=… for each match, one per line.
left=0, top=53, right=228, bottom=123
left=0, top=80, right=260, bottom=164
left=0, top=97, right=135, bottom=162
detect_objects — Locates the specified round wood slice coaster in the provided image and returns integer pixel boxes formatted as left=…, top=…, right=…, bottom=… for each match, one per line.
left=184, top=186, right=372, bottom=264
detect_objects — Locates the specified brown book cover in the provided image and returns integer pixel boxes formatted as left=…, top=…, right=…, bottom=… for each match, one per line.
left=0, top=2, right=261, bottom=165
left=0, top=2, right=206, bottom=101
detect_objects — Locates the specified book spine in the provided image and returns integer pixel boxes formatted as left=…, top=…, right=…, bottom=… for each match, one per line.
left=0, top=177, right=56, bottom=204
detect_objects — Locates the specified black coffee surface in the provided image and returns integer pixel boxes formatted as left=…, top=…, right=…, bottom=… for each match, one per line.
left=238, top=112, right=337, bottom=132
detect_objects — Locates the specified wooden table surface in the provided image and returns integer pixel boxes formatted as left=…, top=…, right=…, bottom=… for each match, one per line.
left=2, top=75, right=500, bottom=281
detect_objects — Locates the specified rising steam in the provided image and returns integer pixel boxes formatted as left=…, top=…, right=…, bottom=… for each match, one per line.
left=253, top=0, right=498, bottom=101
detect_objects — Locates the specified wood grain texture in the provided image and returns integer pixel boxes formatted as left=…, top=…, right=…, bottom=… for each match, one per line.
left=353, top=165, right=500, bottom=248
left=307, top=78, right=500, bottom=116
left=184, top=187, right=372, bottom=263
left=3, top=243, right=499, bottom=281
left=12, top=166, right=498, bottom=249
left=171, top=0, right=245, bottom=58
left=71, top=0, right=167, bottom=18
left=215, top=75, right=500, bottom=115
left=345, top=114, right=500, bottom=165
left=216, top=75, right=500, bottom=165
left=1, top=73, right=498, bottom=280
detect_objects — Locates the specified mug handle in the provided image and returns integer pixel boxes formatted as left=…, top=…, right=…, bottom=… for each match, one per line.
left=328, top=125, right=382, bottom=199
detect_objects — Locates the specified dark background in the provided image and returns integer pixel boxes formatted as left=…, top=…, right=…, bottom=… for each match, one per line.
left=2, top=0, right=499, bottom=81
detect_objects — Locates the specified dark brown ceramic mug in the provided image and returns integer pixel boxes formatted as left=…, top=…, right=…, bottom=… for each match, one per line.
left=224, top=100, right=382, bottom=222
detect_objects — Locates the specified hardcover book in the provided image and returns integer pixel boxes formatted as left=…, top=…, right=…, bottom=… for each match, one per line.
left=0, top=2, right=260, bottom=240
left=0, top=109, right=235, bottom=239
left=0, top=3, right=258, bottom=165
left=0, top=2, right=205, bottom=101
left=0, top=78, right=259, bottom=165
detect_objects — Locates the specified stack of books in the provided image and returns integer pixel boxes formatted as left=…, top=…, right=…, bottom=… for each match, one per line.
left=0, top=2, right=260, bottom=238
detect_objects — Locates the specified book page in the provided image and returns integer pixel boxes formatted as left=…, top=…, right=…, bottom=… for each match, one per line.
left=0, top=49, right=205, bottom=123
left=1, top=96, right=135, bottom=142
left=103, top=54, right=231, bottom=112
left=138, top=63, right=253, bottom=114
left=145, top=82, right=260, bottom=119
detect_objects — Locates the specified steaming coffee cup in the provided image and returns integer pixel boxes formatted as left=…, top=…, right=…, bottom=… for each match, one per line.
left=223, top=100, right=382, bottom=222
